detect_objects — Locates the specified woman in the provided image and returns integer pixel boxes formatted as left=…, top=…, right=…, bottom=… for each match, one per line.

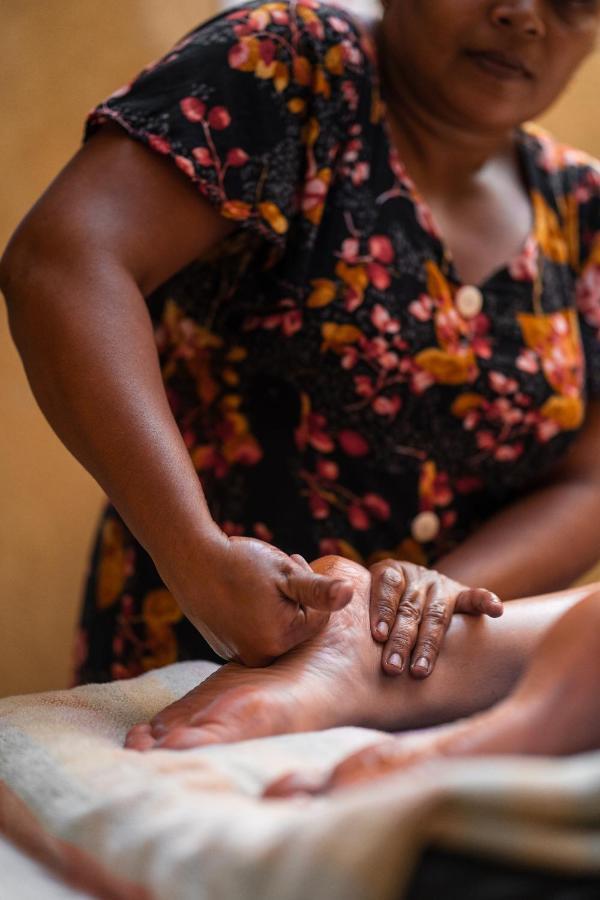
left=1, top=0, right=599, bottom=695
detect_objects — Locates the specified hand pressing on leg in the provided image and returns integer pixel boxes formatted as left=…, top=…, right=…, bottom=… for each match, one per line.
left=266, top=589, right=600, bottom=796
left=125, top=556, right=379, bottom=750
left=368, top=560, right=502, bottom=678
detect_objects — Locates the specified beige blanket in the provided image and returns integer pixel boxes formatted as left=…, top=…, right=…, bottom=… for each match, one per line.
left=1, top=661, right=599, bottom=899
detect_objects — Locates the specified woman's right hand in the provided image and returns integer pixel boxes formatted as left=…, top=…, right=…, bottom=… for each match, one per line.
left=167, top=536, right=355, bottom=666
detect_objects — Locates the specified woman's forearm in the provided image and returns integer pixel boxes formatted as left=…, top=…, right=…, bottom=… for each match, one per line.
left=435, top=475, right=600, bottom=599
left=1, top=245, right=224, bottom=589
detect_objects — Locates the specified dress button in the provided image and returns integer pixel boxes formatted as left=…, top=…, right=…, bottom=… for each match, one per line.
left=456, top=285, right=483, bottom=318
left=411, top=511, right=441, bottom=543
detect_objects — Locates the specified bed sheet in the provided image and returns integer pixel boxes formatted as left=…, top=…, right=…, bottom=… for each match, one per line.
left=1, top=661, right=599, bottom=900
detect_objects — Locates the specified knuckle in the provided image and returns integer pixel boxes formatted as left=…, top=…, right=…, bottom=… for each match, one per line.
left=387, top=629, right=415, bottom=652
left=374, top=601, right=396, bottom=621
left=379, top=567, right=404, bottom=591
left=424, top=601, right=450, bottom=625
left=415, top=636, right=440, bottom=656
left=396, top=601, right=422, bottom=623
left=309, top=576, right=323, bottom=606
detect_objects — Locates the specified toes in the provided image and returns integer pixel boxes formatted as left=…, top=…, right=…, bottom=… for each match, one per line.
left=328, top=741, right=402, bottom=788
left=124, top=723, right=156, bottom=752
left=263, top=771, right=329, bottom=799
left=154, top=725, right=224, bottom=750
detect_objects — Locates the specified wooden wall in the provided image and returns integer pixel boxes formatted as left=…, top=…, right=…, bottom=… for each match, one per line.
left=1, top=2, right=599, bottom=697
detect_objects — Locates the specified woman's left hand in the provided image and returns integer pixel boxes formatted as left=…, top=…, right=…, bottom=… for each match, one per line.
left=369, top=560, right=503, bottom=678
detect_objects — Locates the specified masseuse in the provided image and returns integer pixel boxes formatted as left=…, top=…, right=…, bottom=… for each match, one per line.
left=1, top=0, right=599, bottom=689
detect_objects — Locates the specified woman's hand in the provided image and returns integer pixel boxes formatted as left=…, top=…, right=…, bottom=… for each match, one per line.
left=167, top=536, right=354, bottom=668
left=369, top=560, right=503, bottom=678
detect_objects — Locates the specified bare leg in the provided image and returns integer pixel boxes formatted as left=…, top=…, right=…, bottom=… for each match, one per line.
left=125, top=556, right=598, bottom=751
left=267, top=588, right=600, bottom=796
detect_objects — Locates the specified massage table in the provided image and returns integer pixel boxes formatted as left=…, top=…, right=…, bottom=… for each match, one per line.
left=1, top=661, right=599, bottom=899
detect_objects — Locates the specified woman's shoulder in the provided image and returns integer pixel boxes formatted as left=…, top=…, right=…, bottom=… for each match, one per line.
left=519, top=122, right=600, bottom=183
left=200, top=0, right=379, bottom=90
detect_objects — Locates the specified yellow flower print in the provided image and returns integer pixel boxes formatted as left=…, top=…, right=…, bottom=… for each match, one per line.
left=587, top=234, right=600, bottom=267
left=312, top=66, right=331, bottom=99
left=287, top=97, right=306, bottom=115
left=540, top=395, right=584, bottom=430
left=307, top=278, right=337, bottom=308
left=302, top=168, right=332, bottom=226
left=451, top=392, right=486, bottom=418
left=272, top=61, right=289, bottom=93
left=425, top=260, right=453, bottom=307
left=96, top=519, right=128, bottom=610
left=532, top=191, right=579, bottom=268
left=321, top=322, right=362, bottom=353
left=226, top=346, right=247, bottom=363
left=229, top=36, right=260, bottom=73
left=293, top=56, right=312, bottom=86
left=258, top=201, right=288, bottom=234
left=220, top=401, right=263, bottom=465
left=324, top=45, right=344, bottom=76
left=222, top=199, right=253, bottom=221
left=255, top=59, right=278, bottom=80
left=301, top=117, right=320, bottom=147
left=334, top=260, right=369, bottom=306
left=410, top=262, right=481, bottom=386
left=414, top=348, right=478, bottom=385
left=142, top=589, right=183, bottom=628
left=517, top=309, right=584, bottom=432
left=517, top=309, right=583, bottom=396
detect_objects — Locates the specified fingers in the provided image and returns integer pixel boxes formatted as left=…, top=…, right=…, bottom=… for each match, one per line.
left=283, top=571, right=354, bottom=612
left=369, top=563, right=406, bottom=642
left=455, top=587, right=503, bottom=618
left=404, top=582, right=453, bottom=679
left=263, top=770, right=330, bottom=799
left=381, top=580, right=427, bottom=675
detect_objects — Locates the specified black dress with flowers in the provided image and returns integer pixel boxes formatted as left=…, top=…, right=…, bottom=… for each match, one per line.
left=73, top=0, right=600, bottom=684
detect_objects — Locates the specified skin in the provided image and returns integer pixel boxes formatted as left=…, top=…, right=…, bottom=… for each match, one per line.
left=1, top=2, right=599, bottom=680
left=366, top=0, right=600, bottom=676
left=123, top=556, right=598, bottom=752
left=265, top=584, right=600, bottom=798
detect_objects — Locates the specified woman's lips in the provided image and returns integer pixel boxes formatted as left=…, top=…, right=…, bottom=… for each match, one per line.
left=466, top=50, right=533, bottom=81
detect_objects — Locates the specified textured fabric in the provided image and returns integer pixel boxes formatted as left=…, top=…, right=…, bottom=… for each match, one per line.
left=1, top=664, right=600, bottom=900
left=75, top=0, right=600, bottom=683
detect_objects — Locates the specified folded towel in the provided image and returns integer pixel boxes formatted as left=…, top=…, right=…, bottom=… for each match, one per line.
left=1, top=661, right=599, bottom=899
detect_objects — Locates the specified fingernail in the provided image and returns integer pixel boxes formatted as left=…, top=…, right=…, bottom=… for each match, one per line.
left=412, top=657, right=430, bottom=674
left=388, top=652, right=403, bottom=670
left=376, top=621, right=389, bottom=638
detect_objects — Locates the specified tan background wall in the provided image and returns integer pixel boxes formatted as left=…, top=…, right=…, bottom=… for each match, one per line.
left=1, top=2, right=599, bottom=698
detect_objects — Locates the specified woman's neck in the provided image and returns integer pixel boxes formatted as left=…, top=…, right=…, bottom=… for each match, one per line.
left=372, top=19, right=517, bottom=194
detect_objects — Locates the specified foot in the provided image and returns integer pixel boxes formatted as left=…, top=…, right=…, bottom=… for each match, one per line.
left=266, top=589, right=600, bottom=796
left=125, top=556, right=385, bottom=750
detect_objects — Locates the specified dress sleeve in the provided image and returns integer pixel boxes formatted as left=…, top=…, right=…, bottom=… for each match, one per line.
left=83, top=1, right=354, bottom=249
left=575, top=162, right=600, bottom=396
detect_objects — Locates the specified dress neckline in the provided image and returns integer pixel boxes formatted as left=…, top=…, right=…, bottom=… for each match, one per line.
left=363, top=17, right=541, bottom=292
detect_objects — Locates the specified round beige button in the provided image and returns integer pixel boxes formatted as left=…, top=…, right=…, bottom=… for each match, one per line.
left=411, top=511, right=440, bottom=543
left=456, top=285, right=483, bottom=319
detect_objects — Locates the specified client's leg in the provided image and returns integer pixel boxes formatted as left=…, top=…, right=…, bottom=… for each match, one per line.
left=125, top=556, right=597, bottom=751
left=267, top=588, right=600, bottom=796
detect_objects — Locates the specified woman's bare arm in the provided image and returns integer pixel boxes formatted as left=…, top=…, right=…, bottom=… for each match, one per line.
left=0, top=124, right=236, bottom=584
left=435, top=399, right=600, bottom=599
left=0, top=125, right=353, bottom=664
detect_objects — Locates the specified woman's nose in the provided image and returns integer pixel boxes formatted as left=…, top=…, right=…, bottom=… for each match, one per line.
left=490, top=1, right=546, bottom=39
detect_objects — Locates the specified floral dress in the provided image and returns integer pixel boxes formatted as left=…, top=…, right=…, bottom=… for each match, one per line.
left=73, top=0, right=600, bottom=684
